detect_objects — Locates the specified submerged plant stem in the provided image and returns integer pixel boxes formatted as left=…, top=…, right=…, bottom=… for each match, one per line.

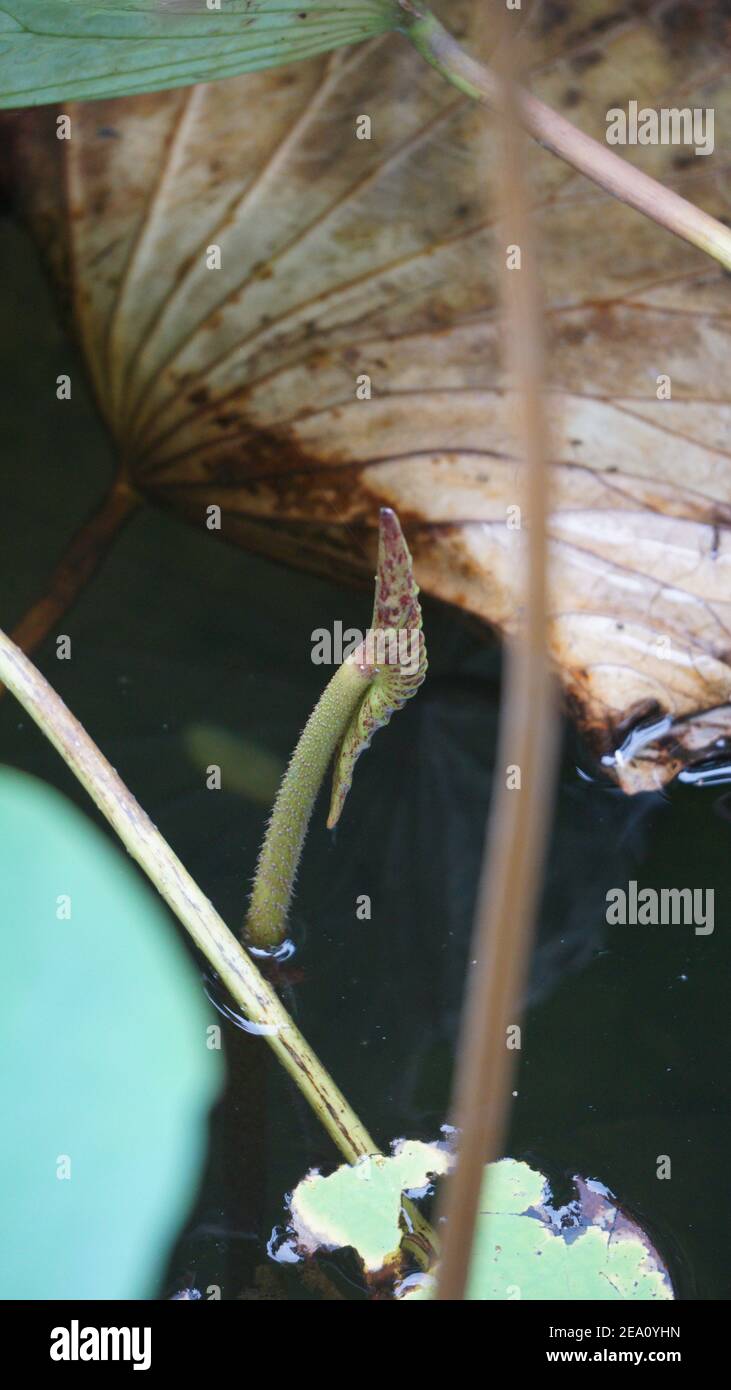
left=0, top=627, right=377, bottom=1165
left=245, top=655, right=373, bottom=951
left=404, top=7, right=731, bottom=272
left=0, top=474, right=139, bottom=698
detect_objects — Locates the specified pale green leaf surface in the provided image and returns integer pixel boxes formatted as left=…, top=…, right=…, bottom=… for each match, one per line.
left=289, top=1139, right=449, bottom=1273
left=0, top=766, right=223, bottom=1298
left=478, top=1156, right=549, bottom=1214
left=399, top=1159, right=675, bottom=1301
left=288, top=1147, right=673, bottom=1298
left=0, top=0, right=400, bottom=107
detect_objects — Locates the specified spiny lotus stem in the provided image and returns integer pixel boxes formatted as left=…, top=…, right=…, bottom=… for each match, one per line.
left=244, top=506, right=427, bottom=952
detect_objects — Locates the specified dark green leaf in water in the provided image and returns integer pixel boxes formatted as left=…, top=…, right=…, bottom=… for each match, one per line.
left=0, top=766, right=222, bottom=1298
left=183, top=720, right=285, bottom=805
left=0, top=0, right=401, bottom=108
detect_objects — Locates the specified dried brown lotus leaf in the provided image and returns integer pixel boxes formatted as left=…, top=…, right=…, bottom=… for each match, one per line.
left=5, top=0, right=731, bottom=791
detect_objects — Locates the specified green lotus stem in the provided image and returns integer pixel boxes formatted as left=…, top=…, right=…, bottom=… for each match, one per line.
left=401, top=5, right=731, bottom=273
left=245, top=655, right=373, bottom=952
left=0, top=624, right=378, bottom=1165
left=0, top=621, right=441, bottom=1272
left=245, top=506, right=426, bottom=953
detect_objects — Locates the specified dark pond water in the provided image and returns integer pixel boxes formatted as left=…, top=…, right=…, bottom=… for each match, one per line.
left=1, top=220, right=728, bottom=1300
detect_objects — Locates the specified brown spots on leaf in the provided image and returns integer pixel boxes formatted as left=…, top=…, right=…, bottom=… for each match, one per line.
left=576, top=9, right=630, bottom=41
left=556, top=322, right=588, bottom=347
left=658, top=0, right=715, bottom=52
left=11, top=25, right=731, bottom=797
left=613, top=698, right=664, bottom=744
left=569, top=49, right=603, bottom=72
left=538, top=0, right=572, bottom=35
left=271, top=70, right=300, bottom=90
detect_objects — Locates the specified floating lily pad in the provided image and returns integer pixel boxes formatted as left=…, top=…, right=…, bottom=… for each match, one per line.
left=288, top=1147, right=673, bottom=1299
left=397, top=1159, right=674, bottom=1301
left=289, top=1139, right=449, bottom=1275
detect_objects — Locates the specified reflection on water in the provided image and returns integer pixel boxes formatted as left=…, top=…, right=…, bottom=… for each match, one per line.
left=203, top=975, right=283, bottom=1037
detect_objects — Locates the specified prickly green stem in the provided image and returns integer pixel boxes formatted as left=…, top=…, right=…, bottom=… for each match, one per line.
left=245, top=506, right=427, bottom=952
left=0, top=531, right=435, bottom=1256
left=0, top=623, right=378, bottom=1164
left=245, top=656, right=373, bottom=953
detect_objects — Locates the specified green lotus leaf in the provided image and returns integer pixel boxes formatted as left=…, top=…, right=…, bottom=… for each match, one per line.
left=397, top=1159, right=675, bottom=1301
left=0, top=766, right=223, bottom=1298
left=0, top=1, right=401, bottom=108
left=287, top=1147, right=674, bottom=1299
left=288, top=1138, right=449, bottom=1274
